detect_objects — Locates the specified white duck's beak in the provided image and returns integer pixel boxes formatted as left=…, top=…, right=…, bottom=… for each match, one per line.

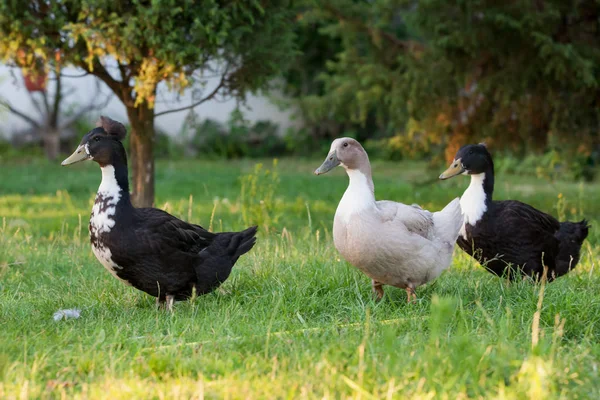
left=439, top=158, right=465, bottom=180
left=61, top=144, right=91, bottom=166
left=315, top=151, right=340, bottom=175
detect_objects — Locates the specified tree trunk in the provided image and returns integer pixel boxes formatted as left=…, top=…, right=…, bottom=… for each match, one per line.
left=42, top=129, right=60, bottom=161
left=126, top=104, right=155, bottom=208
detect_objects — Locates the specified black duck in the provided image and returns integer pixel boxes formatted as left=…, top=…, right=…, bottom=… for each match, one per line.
left=439, top=143, right=589, bottom=281
left=62, top=116, right=257, bottom=310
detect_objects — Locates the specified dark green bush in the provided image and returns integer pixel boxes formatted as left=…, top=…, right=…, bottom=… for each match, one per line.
left=187, top=110, right=288, bottom=159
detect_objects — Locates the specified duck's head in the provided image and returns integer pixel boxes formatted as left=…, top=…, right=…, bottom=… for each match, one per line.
left=61, top=116, right=127, bottom=167
left=314, top=138, right=369, bottom=175
left=439, top=143, right=492, bottom=180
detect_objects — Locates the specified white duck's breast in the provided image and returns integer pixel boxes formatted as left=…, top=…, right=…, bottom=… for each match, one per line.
left=335, top=169, right=375, bottom=224
left=335, top=198, right=459, bottom=288
left=333, top=215, right=378, bottom=275
left=459, top=173, right=487, bottom=239
left=89, top=165, right=129, bottom=284
left=333, top=168, right=375, bottom=263
left=91, top=243, right=130, bottom=285
left=89, top=166, right=121, bottom=237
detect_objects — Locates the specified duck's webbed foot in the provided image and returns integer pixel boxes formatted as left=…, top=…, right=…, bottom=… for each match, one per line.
left=405, top=286, right=417, bottom=303
left=372, top=280, right=385, bottom=301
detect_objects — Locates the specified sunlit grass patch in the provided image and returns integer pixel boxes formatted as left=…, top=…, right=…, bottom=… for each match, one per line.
left=1, top=158, right=599, bottom=397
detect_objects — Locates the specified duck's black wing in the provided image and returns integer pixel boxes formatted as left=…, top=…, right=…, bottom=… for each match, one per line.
left=98, top=208, right=216, bottom=298
left=487, top=200, right=560, bottom=277
left=135, top=207, right=216, bottom=254
left=496, top=200, right=560, bottom=233
left=117, top=208, right=255, bottom=300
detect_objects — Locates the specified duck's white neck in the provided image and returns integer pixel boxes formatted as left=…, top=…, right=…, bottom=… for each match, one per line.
left=459, top=172, right=488, bottom=239
left=90, top=165, right=123, bottom=238
left=336, top=168, right=375, bottom=223
left=98, top=165, right=122, bottom=197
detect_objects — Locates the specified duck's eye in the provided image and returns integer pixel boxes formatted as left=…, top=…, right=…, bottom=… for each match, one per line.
left=94, top=137, right=101, bottom=142
left=343, top=142, right=349, bottom=147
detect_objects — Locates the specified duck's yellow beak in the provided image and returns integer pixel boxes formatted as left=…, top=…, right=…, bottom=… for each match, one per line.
left=61, top=144, right=91, bottom=166
left=439, top=158, right=465, bottom=180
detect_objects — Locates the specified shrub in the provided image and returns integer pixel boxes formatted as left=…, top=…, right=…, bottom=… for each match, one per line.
left=188, top=110, right=288, bottom=158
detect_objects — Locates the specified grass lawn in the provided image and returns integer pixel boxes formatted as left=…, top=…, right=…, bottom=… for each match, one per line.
left=1, top=156, right=599, bottom=399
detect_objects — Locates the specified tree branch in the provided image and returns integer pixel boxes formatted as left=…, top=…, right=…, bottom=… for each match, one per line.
left=50, top=66, right=62, bottom=128
left=0, top=99, right=41, bottom=128
left=26, top=90, right=45, bottom=118
left=59, top=71, right=90, bottom=78
left=40, top=90, right=51, bottom=117
left=78, top=59, right=129, bottom=104
left=61, top=81, right=114, bottom=129
left=154, top=68, right=229, bottom=118
left=61, top=96, right=112, bottom=128
left=117, top=60, right=130, bottom=85
left=58, top=83, right=78, bottom=99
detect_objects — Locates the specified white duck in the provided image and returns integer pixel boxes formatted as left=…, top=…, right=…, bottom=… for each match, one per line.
left=315, top=138, right=463, bottom=302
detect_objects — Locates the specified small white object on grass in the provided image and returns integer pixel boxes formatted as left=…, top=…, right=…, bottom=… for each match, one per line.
left=53, top=308, right=82, bottom=321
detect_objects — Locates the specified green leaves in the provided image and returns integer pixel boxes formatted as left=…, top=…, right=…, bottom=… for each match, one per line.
left=0, top=0, right=298, bottom=106
left=286, top=0, right=600, bottom=158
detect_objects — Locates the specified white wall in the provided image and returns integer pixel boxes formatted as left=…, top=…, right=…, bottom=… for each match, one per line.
left=0, top=64, right=298, bottom=139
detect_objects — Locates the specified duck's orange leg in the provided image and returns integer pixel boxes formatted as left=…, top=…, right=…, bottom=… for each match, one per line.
left=372, top=280, right=385, bottom=301
left=405, top=286, right=417, bottom=303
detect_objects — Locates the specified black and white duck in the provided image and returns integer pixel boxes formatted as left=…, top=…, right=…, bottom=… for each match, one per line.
left=61, top=116, right=257, bottom=310
left=439, top=143, right=589, bottom=281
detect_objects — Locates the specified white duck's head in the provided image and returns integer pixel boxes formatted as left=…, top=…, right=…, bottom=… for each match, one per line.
left=314, top=138, right=371, bottom=176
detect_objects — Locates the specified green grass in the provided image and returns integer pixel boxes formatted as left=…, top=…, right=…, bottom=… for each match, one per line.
left=1, top=157, right=599, bottom=399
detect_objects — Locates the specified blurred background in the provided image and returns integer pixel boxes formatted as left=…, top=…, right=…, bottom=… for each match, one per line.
left=0, top=1, right=598, bottom=200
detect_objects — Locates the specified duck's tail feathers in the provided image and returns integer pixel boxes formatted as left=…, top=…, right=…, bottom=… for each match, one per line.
left=432, top=197, right=464, bottom=244
left=193, top=226, right=257, bottom=295
left=556, top=219, right=590, bottom=244
left=230, top=226, right=258, bottom=259
left=554, top=219, right=590, bottom=276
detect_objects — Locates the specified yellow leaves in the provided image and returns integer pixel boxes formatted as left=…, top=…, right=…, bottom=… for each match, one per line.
left=66, top=22, right=130, bottom=71
left=64, top=20, right=192, bottom=108
left=15, top=47, right=26, bottom=64
left=435, top=112, right=451, bottom=127
left=134, top=58, right=160, bottom=107
left=134, top=58, right=189, bottom=108
left=31, top=46, right=48, bottom=62
left=0, top=34, right=48, bottom=70
left=514, top=357, right=555, bottom=399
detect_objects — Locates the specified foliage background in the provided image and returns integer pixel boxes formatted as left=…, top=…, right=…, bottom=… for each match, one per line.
left=282, top=0, right=600, bottom=175
left=1, top=1, right=599, bottom=182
